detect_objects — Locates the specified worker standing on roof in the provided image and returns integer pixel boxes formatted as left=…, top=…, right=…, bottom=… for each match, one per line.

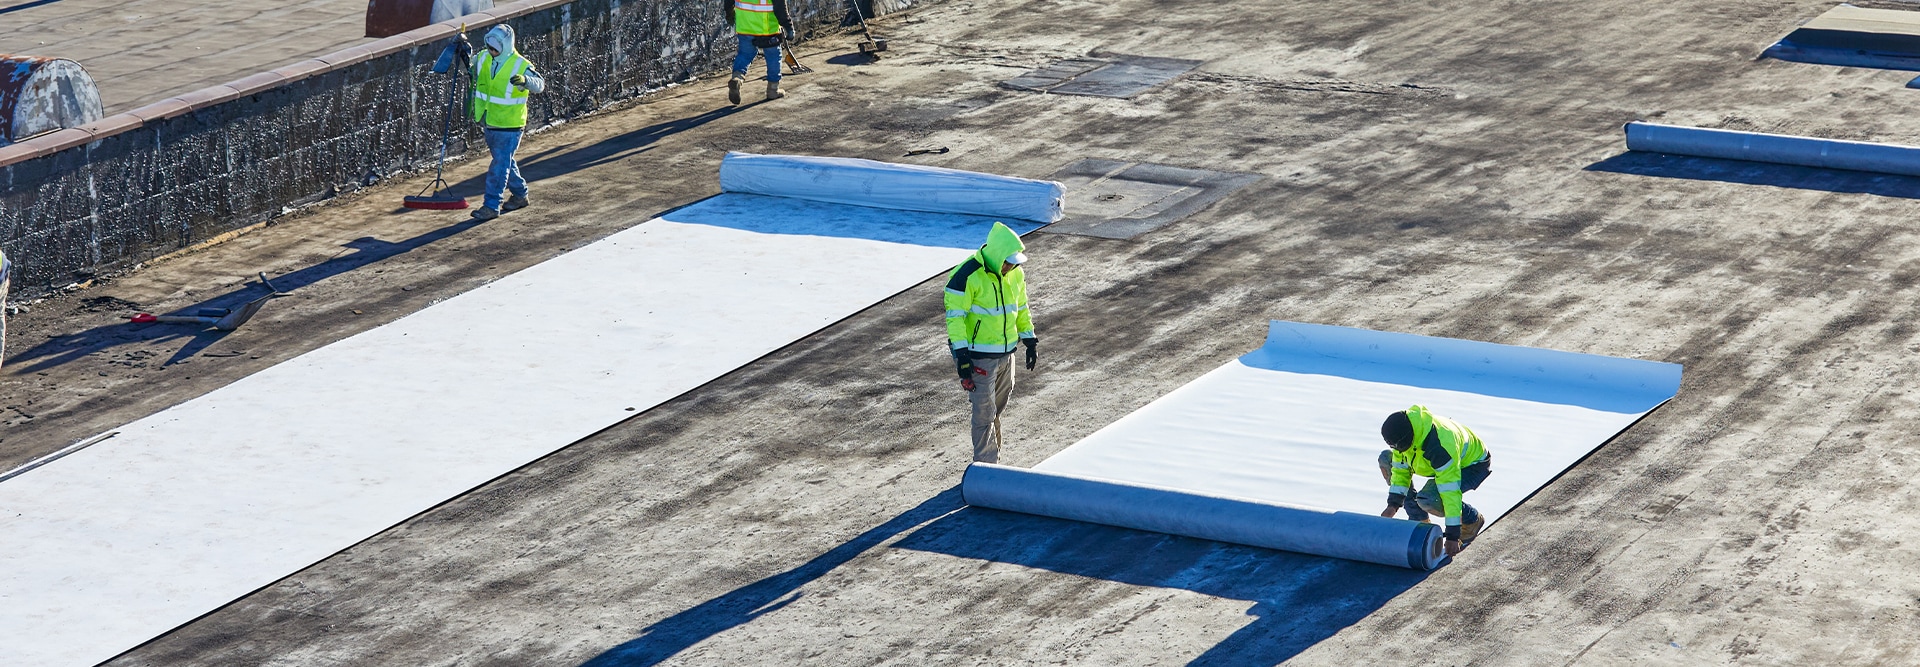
left=724, top=0, right=793, bottom=104
left=0, top=248, right=9, bottom=372
left=1379, top=405, right=1492, bottom=556
left=946, top=222, right=1038, bottom=464
left=468, top=24, right=545, bottom=221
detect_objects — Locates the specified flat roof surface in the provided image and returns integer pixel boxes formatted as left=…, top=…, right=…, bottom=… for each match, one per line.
left=0, top=0, right=372, bottom=113
left=4, top=0, right=1919, bottom=664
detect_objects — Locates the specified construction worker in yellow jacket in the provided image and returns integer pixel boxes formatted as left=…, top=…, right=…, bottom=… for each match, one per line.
left=1379, top=405, right=1492, bottom=556
left=945, top=222, right=1037, bottom=464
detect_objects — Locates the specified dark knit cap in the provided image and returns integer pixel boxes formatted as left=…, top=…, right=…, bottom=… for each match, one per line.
left=1381, top=411, right=1414, bottom=451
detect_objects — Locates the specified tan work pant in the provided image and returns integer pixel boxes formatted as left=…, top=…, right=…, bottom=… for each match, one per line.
left=968, top=354, right=1017, bottom=463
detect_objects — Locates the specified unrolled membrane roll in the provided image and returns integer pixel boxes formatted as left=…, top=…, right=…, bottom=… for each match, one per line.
left=963, top=463, right=1446, bottom=570
left=718, top=152, right=1066, bottom=223
left=961, top=321, right=1679, bottom=572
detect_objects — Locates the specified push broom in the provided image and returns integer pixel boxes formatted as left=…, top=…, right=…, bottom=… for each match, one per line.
left=405, top=27, right=472, bottom=210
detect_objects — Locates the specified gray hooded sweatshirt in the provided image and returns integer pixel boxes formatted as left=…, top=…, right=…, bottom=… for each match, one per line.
left=479, top=25, right=546, bottom=95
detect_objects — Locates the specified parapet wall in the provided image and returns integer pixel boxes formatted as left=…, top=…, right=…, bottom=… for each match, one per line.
left=0, top=0, right=920, bottom=297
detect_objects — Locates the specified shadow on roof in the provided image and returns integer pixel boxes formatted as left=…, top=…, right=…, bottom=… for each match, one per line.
left=1586, top=151, right=1920, bottom=200
left=577, top=485, right=1425, bottom=666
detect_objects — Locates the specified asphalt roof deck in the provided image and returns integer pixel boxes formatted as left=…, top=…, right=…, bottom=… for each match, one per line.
left=4, top=0, right=1919, bottom=664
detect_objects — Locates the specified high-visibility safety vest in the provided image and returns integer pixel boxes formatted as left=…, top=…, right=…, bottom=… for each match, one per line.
left=733, top=0, right=782, bottom=36
left=471, top=50, right=531, bottom=129
left=945, top=222, right=1034, bottom=355
left=1385, top=405, right=1488, bottom=528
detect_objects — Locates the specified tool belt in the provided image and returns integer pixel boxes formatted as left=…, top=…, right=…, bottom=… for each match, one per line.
left=752, top=34, right=783, bottom=48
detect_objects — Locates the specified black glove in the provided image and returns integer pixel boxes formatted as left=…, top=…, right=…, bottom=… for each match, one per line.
left=953, top=348, right=974, bottom=380
left=1022, top=338, right=1038, bottom=370
left=454, top=38, right=472, bottom=61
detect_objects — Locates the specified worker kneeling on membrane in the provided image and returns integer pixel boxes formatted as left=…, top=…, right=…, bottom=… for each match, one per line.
left=1378, top=405, right=1492, bottom=556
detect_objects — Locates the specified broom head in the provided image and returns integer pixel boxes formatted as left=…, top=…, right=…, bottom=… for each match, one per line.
left=404, top=194, right=470, bottom=210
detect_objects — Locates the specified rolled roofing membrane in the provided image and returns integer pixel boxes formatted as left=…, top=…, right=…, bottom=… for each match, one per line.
left=1623, top=121, right=1920, bottom=178
left=721, top=152, right=1067, bottom=223
left=963, top=321, right=1681, bottom=570
left=0, top=155, right=1058, bottom=667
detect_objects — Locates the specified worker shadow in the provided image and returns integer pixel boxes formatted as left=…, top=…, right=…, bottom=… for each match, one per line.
left=577, top=487, right=968, bottom=667
left=889, top=507, right=1430, bottom=666
left=1585, top=151, right=1920, bottom=200
left=5, top=218, right=484, bottom=372
left=438, top=105, right=749, bottom=198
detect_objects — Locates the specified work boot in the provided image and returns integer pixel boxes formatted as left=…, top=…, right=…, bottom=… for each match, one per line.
left=471, top=206, right=499, bottom=221
left=765, top=80, right=783, bottom=101
left=1459, top=513, right=1486, bottom=545
left=727, top=74, right=744, bottom=105
left=503, top=194, right=529, bottom=212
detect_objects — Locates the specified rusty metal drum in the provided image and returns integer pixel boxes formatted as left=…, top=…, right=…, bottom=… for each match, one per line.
left=365, top=0, right=493, bottom=38
left=0, top=56, right=103, bottom=145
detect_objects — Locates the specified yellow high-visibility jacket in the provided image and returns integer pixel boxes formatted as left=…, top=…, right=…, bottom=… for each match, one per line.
left=944, top=222, right=1034, bottom=356
left=1386, top=405, right=1488, bottom=531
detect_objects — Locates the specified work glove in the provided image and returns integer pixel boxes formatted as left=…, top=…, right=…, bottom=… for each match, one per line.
left=454, top=38, right=472, bottom=61
left=1022, top=338, right=1038, bottom=370
left=509, top=74, right=527, bottom=86
left=954, top=349, right=977, bottom=392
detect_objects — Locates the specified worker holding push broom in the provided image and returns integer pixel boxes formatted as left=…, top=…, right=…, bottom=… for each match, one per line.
left=467, top=25, right=546, bottom=221
left=1379, top=405, right=1492, bottom=556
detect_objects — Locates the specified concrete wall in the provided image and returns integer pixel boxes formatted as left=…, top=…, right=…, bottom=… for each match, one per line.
left=0, top=0, right=916, bottom=297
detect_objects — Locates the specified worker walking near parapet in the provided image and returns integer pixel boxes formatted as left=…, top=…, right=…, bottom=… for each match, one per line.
left=724, top=0, right=793, bottom=104
left=0, top=248, right=9, bottom=371
left=1379, top=405, right=1492, bottom=557
left=946, top=222, right=1038, bottom=464
left=468, top=24, right=546, bottom=221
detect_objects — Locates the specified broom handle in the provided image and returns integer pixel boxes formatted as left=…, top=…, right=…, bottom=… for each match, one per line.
left=435, top=60, right=458, bottom=185
left=433, top=26, right=467, bottom=187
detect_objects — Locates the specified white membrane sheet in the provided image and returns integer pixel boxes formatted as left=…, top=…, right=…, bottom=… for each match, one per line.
left=0, top=192, right=1042, bottom=667
left=965, top=321, right=1680, bottom=568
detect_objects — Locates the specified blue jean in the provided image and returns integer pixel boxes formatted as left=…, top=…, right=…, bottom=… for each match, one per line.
left=483, top=128, right=527, bottom=210
left=733, top=34, right=781, bottom=82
